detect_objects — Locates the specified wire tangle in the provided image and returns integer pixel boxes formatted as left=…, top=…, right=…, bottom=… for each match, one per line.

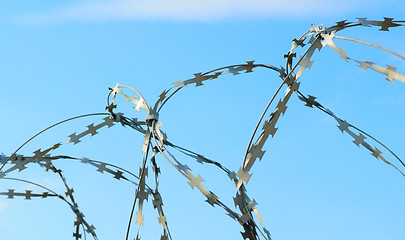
left=1, top=17, right=405, bottom=239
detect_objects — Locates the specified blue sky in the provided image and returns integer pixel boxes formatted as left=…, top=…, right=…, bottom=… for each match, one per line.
left=1, top=1, right=405, bottom=240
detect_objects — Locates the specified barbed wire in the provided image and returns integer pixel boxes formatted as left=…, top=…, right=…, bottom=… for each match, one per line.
left=1, top=17, right=405, bottom=239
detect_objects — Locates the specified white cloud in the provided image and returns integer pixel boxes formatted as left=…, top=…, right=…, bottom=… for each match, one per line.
left=15, top=0, right=359, bottom=24
left=0, top=201, right=8, bottom=211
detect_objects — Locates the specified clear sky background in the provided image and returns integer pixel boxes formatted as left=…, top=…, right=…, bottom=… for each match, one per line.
left=1, top=1, right=405, bottom=240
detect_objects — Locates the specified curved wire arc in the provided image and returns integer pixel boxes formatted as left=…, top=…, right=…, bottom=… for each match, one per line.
left=295, top=90, right=405, bottom=177
left=242, top=35, right=321, bottom=169
left=156, top=63, right=282, bottom=113
left=1, top=177, right=61, bottom=196
left=334, top=36, right=405, bottom=60
left=46, top=156, right=155, bottom=188
left=0, top=113, right=111, bottom=173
